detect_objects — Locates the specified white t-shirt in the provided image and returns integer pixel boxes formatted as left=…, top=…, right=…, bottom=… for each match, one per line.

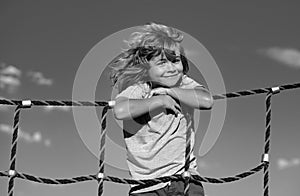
left=115, top=75, right=204, bottom=193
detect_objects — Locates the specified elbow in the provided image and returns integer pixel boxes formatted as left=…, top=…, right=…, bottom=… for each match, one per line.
left=113, top=101, right=133, bottom=120
left=113, top=104, right=127, bottom=120
left=206, top=94, right=214, bottom=109
left=195, top=87, right=214, bottom=110
left=201, top=93, right=214, bottom=110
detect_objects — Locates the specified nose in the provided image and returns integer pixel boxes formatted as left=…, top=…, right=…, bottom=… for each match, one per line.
left=165, top=61, right=177, bottom=72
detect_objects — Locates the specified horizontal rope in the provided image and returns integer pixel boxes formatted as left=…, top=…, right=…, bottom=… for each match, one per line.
left=0, top=162, right=266, bottom=186
left=0, top=100, right=108, bottom=107
left=0, top=82, right=299, bottom=107
left=212, top=82, right=300, bottom=100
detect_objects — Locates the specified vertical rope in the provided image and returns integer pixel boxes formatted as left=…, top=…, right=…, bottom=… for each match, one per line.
left=184, top=113, right=193, bottom=196
left=8, top=106, right=22, bottom=196
left=98, top=106, right=109, bottom=196
left=263, top=92, right=272, bottom=196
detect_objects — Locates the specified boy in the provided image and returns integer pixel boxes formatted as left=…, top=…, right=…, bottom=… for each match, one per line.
left=109, top=22, right=213, bottom=196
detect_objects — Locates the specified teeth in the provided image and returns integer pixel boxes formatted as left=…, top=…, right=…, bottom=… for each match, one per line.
left=166, top=75, right=177, bottom=77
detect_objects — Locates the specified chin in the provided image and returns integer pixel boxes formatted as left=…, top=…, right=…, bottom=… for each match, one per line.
left=159, top=75, right=182, bottom=87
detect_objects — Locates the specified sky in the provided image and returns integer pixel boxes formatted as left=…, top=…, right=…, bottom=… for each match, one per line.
left=0, top=1, right=300, bottom=196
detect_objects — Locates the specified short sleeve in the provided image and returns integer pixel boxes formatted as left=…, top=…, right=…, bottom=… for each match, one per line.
left=180, top=75, right=205, bottom=89
left=115, top=84, right=145, bottom=99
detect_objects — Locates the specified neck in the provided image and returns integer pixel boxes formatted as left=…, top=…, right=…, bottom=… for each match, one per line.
left=148, top=81, right=170, bottom=89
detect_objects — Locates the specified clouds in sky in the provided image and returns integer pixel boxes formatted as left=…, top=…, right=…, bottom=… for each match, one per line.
left=27, top=71, right=53, bottom=86
left=277, top=158, right=300, bottom=170
left=43, top=105, right=71, bottom=112
left=0, top=62, right=54, bottom=94
left=0, top=64, right=21, bottom=94
left=259, top=47, right=300, bottom=68
left=0, top=123, right=51, bottom=147
left=0, top=96, right=70, bottom=113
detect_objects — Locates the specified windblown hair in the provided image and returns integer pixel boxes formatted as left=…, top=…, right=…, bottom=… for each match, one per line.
left=109, top=22, right=189, bottom=92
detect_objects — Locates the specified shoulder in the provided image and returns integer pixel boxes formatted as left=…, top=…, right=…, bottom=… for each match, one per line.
left=116, top=82, right=150, bottom=99
left=180, top=74, right=204, bottom=89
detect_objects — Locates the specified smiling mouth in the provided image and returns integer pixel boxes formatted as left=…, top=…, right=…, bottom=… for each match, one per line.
left=164, top=74, right=178, bottom=78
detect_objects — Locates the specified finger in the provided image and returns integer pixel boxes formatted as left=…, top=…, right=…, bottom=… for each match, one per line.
left=173, top=102, right=181, bottom=112
left=150, top=90, right=158, bottom=96
left=153, top=89, right=164, bottom=94
left=172, top=106, right=181, bottom=117
left=175, top=105, right=182, bottom=113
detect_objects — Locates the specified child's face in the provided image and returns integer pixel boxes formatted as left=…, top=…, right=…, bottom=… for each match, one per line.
left=147, top=46, right=183, bottom=88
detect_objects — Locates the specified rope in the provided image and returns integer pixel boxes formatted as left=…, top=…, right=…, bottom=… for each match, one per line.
left=0, top=99, right=108, bottom=107
left=184, top=113, right=193, bottom=196
left=0, top=162, right=266, bottom=185
left=7, top=106, right=22, bottom=196
left=263, top=92, right=273, bottom=196
left=0, top=82, right=300, bottom=107
left=0, top=81, right=299, bottom=196
left=98, top=106, right=109, bottom=196
left=212, top=82, right=300, bottom=100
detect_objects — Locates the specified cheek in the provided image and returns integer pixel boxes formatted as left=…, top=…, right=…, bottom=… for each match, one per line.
left=176, top=63, right=184, bottom=72
left=148, top=67, right=162, bottom=80
left=149, top=67, right=163, bottom=77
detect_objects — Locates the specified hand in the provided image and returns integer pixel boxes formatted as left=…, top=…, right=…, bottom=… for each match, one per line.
left=159, top=95, right=181, bottom=117
left=149, top=87, right=171, bottom=97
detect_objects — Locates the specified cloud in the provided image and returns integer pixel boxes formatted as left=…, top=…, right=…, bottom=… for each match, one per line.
left=1, top=65, right=21, bottom=76
left=43, top=105, right=71, bottom=112
left=259, top=47, right=300, bottom=68
left=27, top=71, right=53, bottom=86
left=0, top=64, right=22, bottom=93
left=0, top=123, right=51, bottom=147
left=277, top=158, right=300, bottom=170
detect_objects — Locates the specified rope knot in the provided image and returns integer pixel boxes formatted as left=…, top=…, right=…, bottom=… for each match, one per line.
left=271, top=86, right=280, bottom=94
left=97, top=172, right=104, bottom=180
left=21, top=100, right=32, bottom=108
left=8, top=170, right=16, bottom=177
left=261, top=154, right=269, bottom=163
left=182, top=171, right=191, bottom=179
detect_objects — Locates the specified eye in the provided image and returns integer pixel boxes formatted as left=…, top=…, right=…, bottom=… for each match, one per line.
left=172, top=58, right=181, bottom=63
left=156, top=59, right=167, bottom=65
left=157, top=61, right=166, bottom=66
left=168, top=57, right=180, bottom=64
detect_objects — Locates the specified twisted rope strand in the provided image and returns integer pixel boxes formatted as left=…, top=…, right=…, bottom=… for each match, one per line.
left=98, top=106, right=109, bottom=196
left=213, top=82, right=300, bottom=100
left=8, top=106, right=22, bottom=196
left=1, top=82, right=300, bottom=106
left=0, top=162, right=266, bottom=186
left=263, top=92, right=273, bottom=196
left=0, top=100, right=108, bottom=107
left=184, top=113, right=193, bottom=196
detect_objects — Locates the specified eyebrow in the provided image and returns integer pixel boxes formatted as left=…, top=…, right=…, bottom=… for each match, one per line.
left=164, top=49, right=177, bottom=55
left=153, top=49, right=181, bottom=63
left=155, top=55, right=180, bottom=63
left=155, top=58, right=165, bottom=64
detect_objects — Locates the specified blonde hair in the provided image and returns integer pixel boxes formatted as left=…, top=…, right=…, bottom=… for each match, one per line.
left=109, top=22, right=189, bottom=92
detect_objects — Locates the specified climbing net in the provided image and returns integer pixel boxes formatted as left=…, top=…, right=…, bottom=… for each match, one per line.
left=1, top=82, right=300, bottom=196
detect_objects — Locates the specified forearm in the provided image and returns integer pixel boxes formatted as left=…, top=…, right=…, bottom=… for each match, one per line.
left=113, top=96, right=163, bottom=120
left=168, top=87, right=213, bottom=109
